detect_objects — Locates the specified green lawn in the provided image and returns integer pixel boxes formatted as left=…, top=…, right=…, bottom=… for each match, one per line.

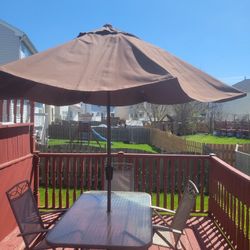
left=39, top=187, right=249, bottom=236
left=48, top=139, right=158, bottom=153
left=184, top=134, right=250, bottom=144
left=39, top=187, right=208, bottom=214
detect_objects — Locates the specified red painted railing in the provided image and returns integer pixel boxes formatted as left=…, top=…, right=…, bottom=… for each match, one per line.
left=36, top=152, right=210, bottom=213
left=0, top=123, right=34, bottom=164
left=34, top=152, right=250, bottom=248
left=209, top=155, right=250, bottom=250
left=0, top=123, right=34, bottom=240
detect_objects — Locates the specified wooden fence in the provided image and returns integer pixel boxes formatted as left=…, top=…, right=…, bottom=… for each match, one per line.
left=48, top=126, right=250, bottom=166
left=48, top=124, right=150, bottom=144
left=149, top=128, right=250, bottom=166
left=241, top=144, right=250, bottom=154
left=149, top=128, right=203, bottom=154
left=235, top=144, right=250, bottom=175
left=202, top=143, right=250, bottom=166
left=203, top=144, right=236, bottom=166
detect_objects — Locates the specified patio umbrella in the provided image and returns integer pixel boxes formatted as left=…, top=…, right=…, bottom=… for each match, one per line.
left=0, top=24, right=246, bottom=212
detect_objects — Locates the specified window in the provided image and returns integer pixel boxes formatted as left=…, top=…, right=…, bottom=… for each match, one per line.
left=20, top=42, right=32, bottom=58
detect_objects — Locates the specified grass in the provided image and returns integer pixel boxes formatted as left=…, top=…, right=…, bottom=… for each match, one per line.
left=39, top=187, right=208, bottom=214
left=39, top=187, right=250, bottom=236
left=184, top=134, right=250, bottom=144
left=39, top=187, right=250, bottom=241
left=48, top=139, right=159, bottom=153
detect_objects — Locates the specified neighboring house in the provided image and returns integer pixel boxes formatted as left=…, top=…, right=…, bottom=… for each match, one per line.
left=54, top=103, right=89, bottom=122
left=54, top=103, right=107, bottom=122
left=81, top=103, right=92, bottom=114
left=115, top=106, right=130, bottom=120
left=0, top=19, right=52, bottom=143
left=115, top=105, right=148, bottom=122
left=58, top=104, right=82, bottom=121
left=91, top=105, right=114, bottom=122
left=221, top=79, right=250, bottom=121
left=0, top=19, right=37, bottom=64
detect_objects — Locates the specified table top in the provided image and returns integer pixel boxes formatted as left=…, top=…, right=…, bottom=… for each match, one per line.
left=46, top=191, right=152, bottom=249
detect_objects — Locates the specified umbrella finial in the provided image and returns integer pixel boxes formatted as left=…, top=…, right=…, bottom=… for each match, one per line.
left=103, top=24, right=113, bottom=29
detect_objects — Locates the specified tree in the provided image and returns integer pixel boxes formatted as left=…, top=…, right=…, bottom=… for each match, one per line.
left=134, top=103, right=174, bottom=124
left=173, top=102, right=203, bottom=135
left=134, top=101, right=223, bottom=135
left=207, top=103, right=223, bottom=133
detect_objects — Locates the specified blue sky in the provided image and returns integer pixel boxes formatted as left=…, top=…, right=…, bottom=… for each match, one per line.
left=1, top=0, right=250, bottom=84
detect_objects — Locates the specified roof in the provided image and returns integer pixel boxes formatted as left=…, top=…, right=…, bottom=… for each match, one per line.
left=0, top=19, right=37, bottom=54
left=233, top=79, right=250, bottom=93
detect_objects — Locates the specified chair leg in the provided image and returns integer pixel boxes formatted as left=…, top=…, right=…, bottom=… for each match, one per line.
left=175, top=240, right=182, bottom=250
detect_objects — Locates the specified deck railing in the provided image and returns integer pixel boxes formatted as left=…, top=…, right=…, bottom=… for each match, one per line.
left=34, top=152, right=250, bottom=249
left=0, top=99, right=34, bottom=124
left=36, top=152, right=210, bottom=213
left=0, top=123, right=34, bottom=240
left=209, top=155, right=250, bottom=250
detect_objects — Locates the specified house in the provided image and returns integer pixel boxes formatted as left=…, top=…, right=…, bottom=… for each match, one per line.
left=0, top=19, right=38, bottom=124
left=115, top=104, right=149, bottom=127
left=221, top=78, right=250, bottom=120
left=57, top=104, right=82, bottom=121
left=115, top=105, right=147, bottom=121
left=53, top=103, right=93, bottom=122
left=0, top=19, right=54, bottom=143
left=0, top=19, right=37, bottom=64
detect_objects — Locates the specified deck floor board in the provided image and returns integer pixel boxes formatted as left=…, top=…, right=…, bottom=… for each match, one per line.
left=0, top=215, right=231, bottom=250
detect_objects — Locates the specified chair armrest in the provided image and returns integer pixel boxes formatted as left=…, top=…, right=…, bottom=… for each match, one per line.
left=153, top=224, right=182, bottom=235
left=151, top=206, right=176, bottom=214
left=39, top=208, right=67, bottom=214
left=17, top=229, right=49, bottom=237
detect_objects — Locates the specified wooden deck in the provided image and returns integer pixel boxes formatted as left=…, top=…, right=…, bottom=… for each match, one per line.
left=0, top=215, right=231, bottom=250
left=149, top=215, right=231, bottom=250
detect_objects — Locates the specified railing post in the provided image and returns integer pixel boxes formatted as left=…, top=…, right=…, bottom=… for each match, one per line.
left=33, top=152, right=40, bottom=206
left=6, top=99, right=10, bottom=122
left=20, top=98, right=24, bottom=123
left=30, top=101, right=35, bottom=153
left=0, top=100, right=3, bottom=122
left=13, top=99, right=17, bottom=123
left=208, top=153, right=216, bottom=217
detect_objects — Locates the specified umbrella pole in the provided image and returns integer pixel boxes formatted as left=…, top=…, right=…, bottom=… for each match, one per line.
left=106, top=92, right=112, bottom=213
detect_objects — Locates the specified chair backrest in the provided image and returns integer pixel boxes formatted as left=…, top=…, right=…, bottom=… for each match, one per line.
left=105, top=158, right=134, bottom=191
left=6, top=180, right=44, bottom=248
left=171, top=180, right=199, bottom=243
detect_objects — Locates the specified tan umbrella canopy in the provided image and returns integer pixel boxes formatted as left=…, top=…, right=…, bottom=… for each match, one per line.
left=0, top=24, right=245, bottom=105
left=0, top=24, right=246, bottom=212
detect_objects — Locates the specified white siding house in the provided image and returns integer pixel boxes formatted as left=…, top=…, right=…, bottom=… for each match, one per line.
left=0, top=19, right=52, bottom=143
left=221, top=79, right=250, bottom=121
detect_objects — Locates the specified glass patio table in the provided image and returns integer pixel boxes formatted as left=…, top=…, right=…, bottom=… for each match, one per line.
left=46, top=191, right=152, bottom=249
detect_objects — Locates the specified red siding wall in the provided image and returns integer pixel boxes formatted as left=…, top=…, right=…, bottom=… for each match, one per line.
left=0, top=124, right=33, bottom=241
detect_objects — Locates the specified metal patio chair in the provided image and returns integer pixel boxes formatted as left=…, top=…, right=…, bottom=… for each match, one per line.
left=6, top=180, right=66, bottom=249
left=151, top=180, right=199, bottom=249
left=105, top=156, right=134, bottom=191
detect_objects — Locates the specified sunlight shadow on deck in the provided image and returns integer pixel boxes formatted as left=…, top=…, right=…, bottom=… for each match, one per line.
left=0, top=214, right=231, bottom=250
